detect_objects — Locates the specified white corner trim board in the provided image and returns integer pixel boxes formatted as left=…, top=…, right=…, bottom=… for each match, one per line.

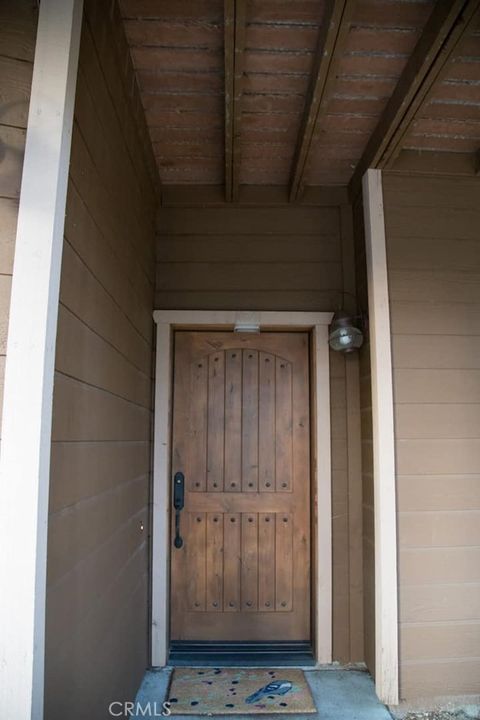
left=362, top=169, right=399, bottom=706
left=0, top=2, right=83, bottom=719
left=151, top=310, right=333, bottom=666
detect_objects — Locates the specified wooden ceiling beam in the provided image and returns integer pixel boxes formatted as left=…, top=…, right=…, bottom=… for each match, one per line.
left=350, top=0, right=480, bottom=194
left=288, top=0, right=357, bottom=202
left=224, top=0, right=235, bottom=202
left=224, top=0, right=246, bottom=202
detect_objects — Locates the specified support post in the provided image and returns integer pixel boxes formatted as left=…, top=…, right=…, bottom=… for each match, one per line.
left=0, top=1, right=83, bottom=717
left=362, top=169, right=399, bottom=705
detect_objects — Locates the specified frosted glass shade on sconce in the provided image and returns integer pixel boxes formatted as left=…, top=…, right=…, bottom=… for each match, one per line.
left=328, top=310, right=364, bottom=353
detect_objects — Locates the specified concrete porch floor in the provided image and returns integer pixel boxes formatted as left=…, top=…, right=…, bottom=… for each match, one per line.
left=133, top=668, right=393, bottom=719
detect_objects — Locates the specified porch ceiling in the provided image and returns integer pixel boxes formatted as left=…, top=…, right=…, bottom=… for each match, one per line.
left=119, top=0, right=480, bottom=201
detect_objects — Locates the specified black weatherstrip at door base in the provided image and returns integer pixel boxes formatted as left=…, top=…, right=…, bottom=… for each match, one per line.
left=169, top=641, right=315, bottom=667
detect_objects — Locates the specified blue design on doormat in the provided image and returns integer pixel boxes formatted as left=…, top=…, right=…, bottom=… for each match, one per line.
left=245, top=680, right=293, bottom=704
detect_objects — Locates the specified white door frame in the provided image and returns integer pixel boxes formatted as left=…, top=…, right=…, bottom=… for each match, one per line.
left=0, top=2, right=83, bottom=718
left=151, top=310, right=333, bottom=667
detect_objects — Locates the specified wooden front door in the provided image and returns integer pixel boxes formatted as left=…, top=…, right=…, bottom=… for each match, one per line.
left=170, top=331, right=311, bottom=643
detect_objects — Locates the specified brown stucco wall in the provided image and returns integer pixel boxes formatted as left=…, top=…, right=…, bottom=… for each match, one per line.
left=156, top=202, right=365, bottom=663
left=44, top=3, right=157, bottom=718
left=0, top=1, right=38, bottom=431
left=383, top=174, right=480, bottom=701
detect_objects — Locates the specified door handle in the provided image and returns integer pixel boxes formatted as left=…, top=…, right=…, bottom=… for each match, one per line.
left=173, top=471, right=185, bottom=549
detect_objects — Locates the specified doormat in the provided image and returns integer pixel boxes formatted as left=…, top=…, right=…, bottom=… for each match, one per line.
left=166, top=667, right=316, bottom=715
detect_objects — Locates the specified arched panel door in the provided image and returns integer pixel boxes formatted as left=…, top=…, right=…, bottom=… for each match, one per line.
left=170, top=331, right=311, bottom=643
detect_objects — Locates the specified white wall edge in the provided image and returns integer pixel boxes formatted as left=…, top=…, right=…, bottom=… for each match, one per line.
left=151, top=323, right=172, bottom=666
left=151, top=310, right=333, bottom=666
left=313, top=323, right=332, bottom=664
left=0, top=2, right=83, bottom=718
left=362, top=169, right=399, bottom=705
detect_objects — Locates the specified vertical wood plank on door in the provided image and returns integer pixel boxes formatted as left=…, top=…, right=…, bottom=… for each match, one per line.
left=207, top=350, right=225, bottom=491
left=259, top=352, right=275, bottom=492
left=189, top=359, right=208, bottom=491
left=258, top=512, right=276, bottom=612
left=206, top=512, right=224, bottom=612
left=276, top=357, right=293, bottom=492
left=275, top=512, right=293, bottom=611
left=242, top=349, right=259, bottom=492
left=187, top=512, right=206, bottom=611
left=225, top=349, right=242, bottom=492
left=241, top=513, right=259, bottom=611
left=223, top=512, right=241, bottom=612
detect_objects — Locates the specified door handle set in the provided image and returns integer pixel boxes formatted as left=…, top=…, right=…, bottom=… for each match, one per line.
left=173, top=471, right=185, bottom=548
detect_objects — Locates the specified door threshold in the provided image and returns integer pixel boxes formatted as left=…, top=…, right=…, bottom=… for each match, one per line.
left=169, top=641, right=316, bottom=667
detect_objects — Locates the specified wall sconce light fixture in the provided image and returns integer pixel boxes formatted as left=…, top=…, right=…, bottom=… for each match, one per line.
left=329, top=309, right=364, bottom=353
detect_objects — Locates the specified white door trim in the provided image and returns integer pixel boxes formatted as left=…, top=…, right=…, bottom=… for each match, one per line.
left=0, top=1, right=83, bottom=718
left=151, top=310, right=333, bottom=666
left=362, top=169, right=399, bottom=705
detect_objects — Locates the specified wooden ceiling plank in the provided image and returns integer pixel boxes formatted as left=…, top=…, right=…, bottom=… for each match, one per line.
left=350, top=0, right=480, bottom=191
left=288, top=0, right=357, bottom=202
left=120, top=1, right=223, bottom=23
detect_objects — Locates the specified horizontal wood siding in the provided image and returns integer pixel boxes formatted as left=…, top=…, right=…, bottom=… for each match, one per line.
left=383, top=174, right=480, bottom=702
left=45, top=5, right=157, bottom=718
left=156, top=207, right=343, bottom=311
left=0, top=1, right=38, bottom=430
left=353, top=193, right=375, bottom=677
left=156, top=204, right=364, bottom=663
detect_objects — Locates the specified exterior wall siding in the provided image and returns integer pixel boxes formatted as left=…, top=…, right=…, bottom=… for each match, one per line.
left=383, top=174, right=480, bottom=701
left=44, top=5, right=157, bottom=718
left=0, top=1, right=38, bottom=431
left=156, top=204, right=364, bottom=663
